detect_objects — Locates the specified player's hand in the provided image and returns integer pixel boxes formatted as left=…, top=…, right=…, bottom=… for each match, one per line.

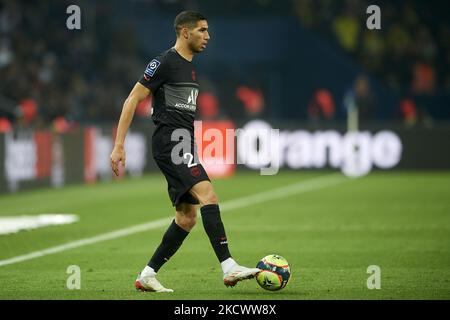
left=110, top=145, right=126, bottom=177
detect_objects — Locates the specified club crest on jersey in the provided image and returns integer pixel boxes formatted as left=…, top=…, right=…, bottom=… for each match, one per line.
left=144, top=59, right=161, bottom=79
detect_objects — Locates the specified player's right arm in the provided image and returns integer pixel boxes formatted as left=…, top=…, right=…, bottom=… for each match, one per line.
left=110, top=82, right=150, bottom=176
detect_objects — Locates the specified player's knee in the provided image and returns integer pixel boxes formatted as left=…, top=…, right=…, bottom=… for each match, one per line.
left=200, top=190, right=218, bottom=205
left=175, top=216, right=196, bottom=231
left=175, top=210, right=197, bottom=231
left=191, top=182, right=219, bottom=205
left=188, top=212, right=198, bottom=228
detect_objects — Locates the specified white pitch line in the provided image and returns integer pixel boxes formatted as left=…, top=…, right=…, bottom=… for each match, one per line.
left=220, top=173, right=344, bottom=212
left=0, top=173, right=347, bottom=267
left=0, top=217, right=173, bottom=267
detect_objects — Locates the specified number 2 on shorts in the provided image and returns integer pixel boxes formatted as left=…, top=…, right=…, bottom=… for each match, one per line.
left=183, top=153, right=198, bottom=168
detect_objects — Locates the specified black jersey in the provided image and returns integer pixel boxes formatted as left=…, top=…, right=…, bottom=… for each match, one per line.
left=139, top=48, right=199, bottom=131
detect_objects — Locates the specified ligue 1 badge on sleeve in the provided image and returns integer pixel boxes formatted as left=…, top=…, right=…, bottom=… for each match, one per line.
left=144, top=59, right=161, bottom=79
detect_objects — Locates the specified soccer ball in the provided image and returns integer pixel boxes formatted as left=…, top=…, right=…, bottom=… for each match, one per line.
left=255, top=254, right=291, bottom=291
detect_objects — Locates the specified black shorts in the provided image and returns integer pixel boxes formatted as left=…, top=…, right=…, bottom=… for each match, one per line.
left=152, top=125, right=210, bottom=207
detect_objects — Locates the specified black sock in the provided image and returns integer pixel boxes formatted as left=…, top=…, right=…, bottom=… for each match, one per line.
left=201, top=204, right=232, bottom=263
left=148, top=219, right=189, bottom=272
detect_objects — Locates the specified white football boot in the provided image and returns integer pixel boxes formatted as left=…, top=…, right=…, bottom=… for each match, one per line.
left=135, top=273, right=174, bottom=293
left=223, top=265, right=261, bottom=287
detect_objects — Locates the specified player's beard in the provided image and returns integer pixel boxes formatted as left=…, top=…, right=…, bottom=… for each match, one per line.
left=189, top=41, right=203, bottom=53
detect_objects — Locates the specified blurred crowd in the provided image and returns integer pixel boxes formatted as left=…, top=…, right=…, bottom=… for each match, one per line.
left=0, top=0, right=143, bottom=131
left=294, top=0, right=450, bottom=125
left=0, top=0, right=449, bottom=131
left=294, top=0, right=450, bottom=93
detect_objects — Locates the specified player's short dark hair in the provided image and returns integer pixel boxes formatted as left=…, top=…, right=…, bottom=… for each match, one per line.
left=174, top=11, right=207, bottom=36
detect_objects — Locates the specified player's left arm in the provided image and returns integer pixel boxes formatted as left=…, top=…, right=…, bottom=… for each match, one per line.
left=110, top=82, right=150, bottom=176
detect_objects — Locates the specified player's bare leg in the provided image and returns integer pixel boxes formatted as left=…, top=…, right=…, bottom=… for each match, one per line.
left=135, top=203, right=197, bottom=292
left=189, top=181, right=260, bottom=287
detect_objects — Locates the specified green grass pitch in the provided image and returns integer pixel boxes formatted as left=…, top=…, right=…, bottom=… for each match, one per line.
left=0, top=171, right=449, bottom=300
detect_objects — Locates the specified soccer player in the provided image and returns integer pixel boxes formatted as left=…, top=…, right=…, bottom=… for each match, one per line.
left=110, top=11, right=260, bottom=292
